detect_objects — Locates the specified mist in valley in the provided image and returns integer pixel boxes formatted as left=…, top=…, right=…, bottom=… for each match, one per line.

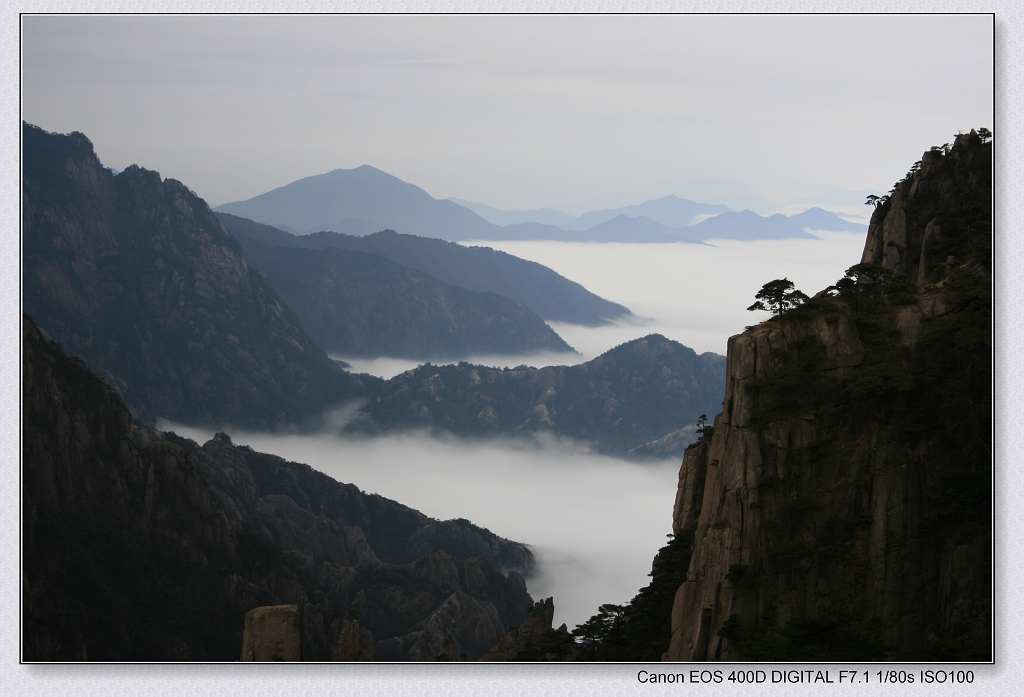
left=165, top=232, right=868, bottom=631
left=336, top=231, right=867, bottom=378
left=161, top=422, right=679, bottom=629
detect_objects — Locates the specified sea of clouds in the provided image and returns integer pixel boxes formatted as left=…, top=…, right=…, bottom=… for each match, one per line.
left=167, top=231, right=866, bottom=630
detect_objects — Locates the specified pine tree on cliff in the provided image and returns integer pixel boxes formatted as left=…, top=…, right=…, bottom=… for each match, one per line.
left=746, top=278, right=809, bottom=316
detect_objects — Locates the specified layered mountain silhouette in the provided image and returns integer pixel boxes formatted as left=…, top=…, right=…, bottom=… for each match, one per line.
left=218, top=213, right=631, bottom=326
left=450, top=198, right=577, bottom=228
left=224, top=214, right=575, bottom=359
left=685, top=207, right=865, bottom=241
left=22, top=123, right=373, bottom=429
left=218, top=165, right=864, bottom=244
left=23, top=123, right=718, bottom=456
left=562, top=194, right=730, bottom=230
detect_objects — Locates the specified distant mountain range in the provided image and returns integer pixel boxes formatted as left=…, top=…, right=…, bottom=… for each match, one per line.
left=218, top=165, right=865, bottom=243
left=457, top=195, right=732, bottom=230
left=218, top=213, right=630, bottom=327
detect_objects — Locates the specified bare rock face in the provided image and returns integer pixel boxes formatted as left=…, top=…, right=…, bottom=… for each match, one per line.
left=664, top=132, right=990, bottom=661
left=405, top=591, right=505, bottom=660
left=241, top=605, right=301, bottom=661
left=861, top=130, right=989, bottom=286
left=481, top=597, right=577, bottom=661
left=332, top=619, right=375, bottom=661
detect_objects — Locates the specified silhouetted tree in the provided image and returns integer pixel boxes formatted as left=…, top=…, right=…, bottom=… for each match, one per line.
left=696, top=413, right=708, bottom=440
left=978, top=127, right=992, bottom=143
left=747, top=278, right=809, bottom=316
left=827, top=263, right=911, bottom=302
left=572, top=603, right=625, bottom=653
left=843, top=263, right=890, bottom=287
left=864, top=194, right=882, bottom=207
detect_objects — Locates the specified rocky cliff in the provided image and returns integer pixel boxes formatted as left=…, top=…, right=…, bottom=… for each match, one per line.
left=23, top=316, right=534, bottom=661
left=220, top=213, right=575, bottom=359
left=23, top=123, right=374, bottom=429
left=664, top=131, right=991, bottom=660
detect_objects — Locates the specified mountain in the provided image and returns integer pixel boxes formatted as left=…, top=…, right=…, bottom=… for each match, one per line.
left=787, top=206, right=868, bottom=232
left=687, top=207, right=865, bottom=241
left=575, top=214, right=687, bottom=243
left=217, top=214, right=632, bottom=327
left=23, top=315, right=535, bottom=661
left=570, top=195, right=732, bottom=230
left=450, top=198, right=576, bottom=228
left=472, top=207, right=865, bottom=244
left=217, top=165, right=500, bottom=240
left=217, top=165, right=861, bottom=245
left=454, top=194, right=731, bottom=230
left=225, top=217, right=574, bottom=359
left=22, top=123, right=372, bottom=429
left=657, top=131, right=990, bottom=660
left=779, top=188, right=876, bottom=222
left=352, top=334, right=726, bottom=458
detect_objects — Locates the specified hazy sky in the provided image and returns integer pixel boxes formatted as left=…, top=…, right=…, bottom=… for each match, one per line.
left=23, top=14, right=992, bottom=212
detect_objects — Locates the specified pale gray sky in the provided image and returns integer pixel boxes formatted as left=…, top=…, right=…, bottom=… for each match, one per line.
left=22, top=14, right=992, bottom=212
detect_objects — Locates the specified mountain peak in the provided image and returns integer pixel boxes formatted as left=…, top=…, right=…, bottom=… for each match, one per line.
left=599, top=333, right=700, bottom=359
left=322, top=163, right=399, bottom=181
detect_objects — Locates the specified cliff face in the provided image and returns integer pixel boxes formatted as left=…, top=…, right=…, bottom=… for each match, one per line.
left=23, top=123, right=373, bottom=429
left=665, top=132, right=990, bottom=661
left=23, top=316, right=533, bottom=661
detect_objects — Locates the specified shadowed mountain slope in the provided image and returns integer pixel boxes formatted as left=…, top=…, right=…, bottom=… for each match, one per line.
left=235, top=231, right=574, bottom=359
left=353, top=334, right=726, bottom=458
left=23, top=123, right=373, bottom=429
left=218, top=213, right=631, bottom=327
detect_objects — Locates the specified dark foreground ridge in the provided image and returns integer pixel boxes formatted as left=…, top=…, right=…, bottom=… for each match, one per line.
left=23, top=316, right=535, bottom=661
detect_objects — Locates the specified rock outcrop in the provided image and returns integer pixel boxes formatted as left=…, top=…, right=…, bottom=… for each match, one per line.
left=23, top=316, right=534, bottom=661
left=664, top=131, right=991, bottom=661
left=241, top=605, right=301, bottom=661
left=481, top=597, right=577, bottom=661
left=22, top=122, right=375, bottom=429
